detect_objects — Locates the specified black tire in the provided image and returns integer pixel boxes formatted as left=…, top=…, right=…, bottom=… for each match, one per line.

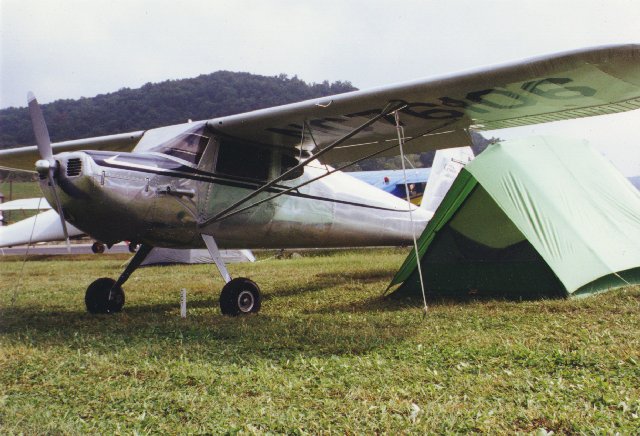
left=91, top=242, right=105, bottom=254
left=219, top=277, right=261, bottom=316
left=85, top=277, right=125, bottom=314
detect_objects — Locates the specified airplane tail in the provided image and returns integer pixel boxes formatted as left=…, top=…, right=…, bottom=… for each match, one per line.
left=420, top=146, right=475, bottom=215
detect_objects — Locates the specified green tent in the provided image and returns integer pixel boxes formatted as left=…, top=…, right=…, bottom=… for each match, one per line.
left=389, top=136, right=640, bottom=298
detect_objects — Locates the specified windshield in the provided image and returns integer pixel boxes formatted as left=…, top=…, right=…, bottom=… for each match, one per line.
left=148, top=125, right=209, bottom=165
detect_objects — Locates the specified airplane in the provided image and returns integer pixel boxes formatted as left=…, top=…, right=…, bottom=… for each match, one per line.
left=349, top=168, right=432, bottom=204
left=1, top=44, right=639, bottom=316
left=349, top=146, right=475, bottom=212
left=350, top=158, right=640, bottom=207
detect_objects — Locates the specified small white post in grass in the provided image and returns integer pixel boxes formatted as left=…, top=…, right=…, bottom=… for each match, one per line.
left=180, top=288, right=187, bottom=318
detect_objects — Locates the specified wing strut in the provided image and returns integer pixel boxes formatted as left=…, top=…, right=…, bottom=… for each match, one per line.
left=212, top=137, right=403, bottom=222
left=199, top=101, right=408, bottom=228
left=208, top=117, right=461, bottom=224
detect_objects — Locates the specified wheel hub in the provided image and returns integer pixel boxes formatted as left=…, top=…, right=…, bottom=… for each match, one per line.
left=237, top=290, right=255, bottom=312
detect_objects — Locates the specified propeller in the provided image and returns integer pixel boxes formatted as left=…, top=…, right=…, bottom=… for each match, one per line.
left=28, top=92, right=71, bottom=253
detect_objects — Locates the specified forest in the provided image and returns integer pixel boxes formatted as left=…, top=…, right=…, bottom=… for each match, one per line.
left=0, top=71, right=356, bottom=148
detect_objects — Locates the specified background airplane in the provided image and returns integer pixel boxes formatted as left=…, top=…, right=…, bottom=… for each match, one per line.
left=350, top=168, right=431, bottom=205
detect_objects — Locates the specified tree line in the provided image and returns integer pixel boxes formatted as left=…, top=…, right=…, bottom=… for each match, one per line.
left=0, top=71, right=356, bottom=148
left=0, top=70, right=494, bottom=171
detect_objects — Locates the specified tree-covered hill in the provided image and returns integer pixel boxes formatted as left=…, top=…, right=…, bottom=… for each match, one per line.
left=0, top=72, right=356, bottom=148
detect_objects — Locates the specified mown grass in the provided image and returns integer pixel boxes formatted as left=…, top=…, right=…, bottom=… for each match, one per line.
left=1, top=249, right=639, bottom=433
left=0, top=181, right=40, bottom=201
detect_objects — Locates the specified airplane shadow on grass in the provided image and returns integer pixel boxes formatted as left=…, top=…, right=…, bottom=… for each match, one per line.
left=1, top=292, right=417, bottom=360
left=0, top=271, right=565, bottom=359
left=308, top=291, right=564, bottom=315
left=265, top=268, right=396, bottom=299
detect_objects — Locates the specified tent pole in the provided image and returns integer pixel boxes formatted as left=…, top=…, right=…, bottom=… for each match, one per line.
left=394, top=111, right=428, bottom=315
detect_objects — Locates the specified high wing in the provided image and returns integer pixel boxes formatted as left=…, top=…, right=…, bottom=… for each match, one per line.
left=1, top=44, right=638, bottom=171
left=209, top=44, right=640, bottom=163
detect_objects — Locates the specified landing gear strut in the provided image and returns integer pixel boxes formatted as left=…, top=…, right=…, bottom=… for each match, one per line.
left=85, top=236, right=264, bottom=316
left=85, top=243, right=153, bottom=314
left=202, top=234, right=262, bottom=316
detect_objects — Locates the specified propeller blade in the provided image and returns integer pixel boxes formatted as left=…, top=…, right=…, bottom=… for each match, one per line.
left=48, top=169, right=71, bottom=253
left=27, top=92, right=71, bottom=253
left=27, top=92, right=53, bottom=162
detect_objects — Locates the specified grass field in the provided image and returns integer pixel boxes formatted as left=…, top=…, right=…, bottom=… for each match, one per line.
left=0, top=181, right=40, bottom=201
left=1, top=249, right=639, bottom=433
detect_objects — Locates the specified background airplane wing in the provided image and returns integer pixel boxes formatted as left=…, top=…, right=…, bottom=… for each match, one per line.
left=0, top=131, right=143, bottom=171
left=0, top=197, right=51, bottom=211
left=0, top=209, right=83, bottom=248
left=209, top=44, right=640, bottom=163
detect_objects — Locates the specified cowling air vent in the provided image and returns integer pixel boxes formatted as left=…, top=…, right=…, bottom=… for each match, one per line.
left=66, top=158, right=82, bottom=177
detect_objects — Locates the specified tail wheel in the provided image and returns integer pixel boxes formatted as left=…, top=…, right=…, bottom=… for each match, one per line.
left=219, top=277, right=261, bottom=316
left=85, top=277, right=125, bottom=314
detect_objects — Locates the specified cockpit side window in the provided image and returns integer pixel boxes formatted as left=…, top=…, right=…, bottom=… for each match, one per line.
left=149, top=125, right=209, bottom=165
left=215, top=137, right=303, bottom=182
left=280, top=153, right=303, bottom=180
left=216, top=137, right=271, bottom=182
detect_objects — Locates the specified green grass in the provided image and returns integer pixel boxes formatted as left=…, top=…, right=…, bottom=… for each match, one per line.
left=0, top=181, right=41, bottom=201
left=1, top=249, right=639, bottom=433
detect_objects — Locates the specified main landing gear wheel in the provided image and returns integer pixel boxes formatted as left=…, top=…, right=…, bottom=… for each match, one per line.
left=219, top=278, right=261, bottom=316
left=85, top=277, right=125, bottom=314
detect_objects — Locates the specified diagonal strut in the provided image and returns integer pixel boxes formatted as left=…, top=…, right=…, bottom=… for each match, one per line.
left=198, top=101, right=407, bottom=227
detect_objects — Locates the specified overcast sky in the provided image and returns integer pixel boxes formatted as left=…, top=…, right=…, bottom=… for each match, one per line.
left=1, top=0, right=639, bottom=174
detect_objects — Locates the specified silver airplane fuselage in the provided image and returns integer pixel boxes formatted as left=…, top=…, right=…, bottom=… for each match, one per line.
left=41, top=147, right=429, bottom=250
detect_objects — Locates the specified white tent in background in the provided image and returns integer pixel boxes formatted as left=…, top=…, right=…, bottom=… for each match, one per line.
left=140, top=247, right=255, bottom=267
